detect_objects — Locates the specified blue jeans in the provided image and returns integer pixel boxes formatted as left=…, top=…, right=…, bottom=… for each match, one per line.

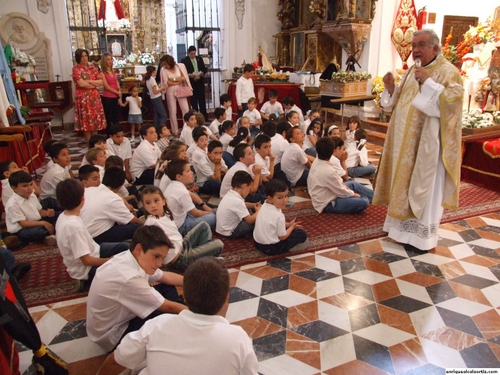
left=17, top=225, right=50, bottom=245
left=223, top=151, right=236, bottom=169
left=347, top=163, right=376, bottom=178
left=323, top=180, right=373, bottom=214
left=294, top=168, right=309, bottom=187
left=151, top=96, right=167, bottom=128
left=178, top=212, right=216, bottom=236
left=173, top=222, right=224, bottom=269
left=255, top=228, right=307, bottom=255
left=305, top=147, right=317, bottom=157
left=250, top=126, right=260, bottom=140
left=199, top=179, right=222, bottom=197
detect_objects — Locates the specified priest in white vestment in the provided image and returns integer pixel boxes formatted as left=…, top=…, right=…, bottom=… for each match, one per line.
left=373, top=29, right=463, bottom=252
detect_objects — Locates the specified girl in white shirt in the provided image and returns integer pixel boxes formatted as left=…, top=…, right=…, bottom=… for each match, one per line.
left=142, top=186, right=223, bottom=269
left=301, top=109, right=320, bottom=134
left=218, top=120, right=237, bottom=151
left=345, top=128, right=376, bottom=178
left=345, top=115, right=361, bottom=146
left=118, top=85, right=142, bottom=140
left=303, top=118, right=323, bottom=157
left=145, top=65, right=167, bottom=131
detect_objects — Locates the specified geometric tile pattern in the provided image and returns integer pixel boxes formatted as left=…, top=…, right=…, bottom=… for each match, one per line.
left=18, top=212, right=500, bottom=375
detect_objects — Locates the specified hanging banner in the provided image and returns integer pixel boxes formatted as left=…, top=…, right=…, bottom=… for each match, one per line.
left=391, top=0, right=418, bottom=69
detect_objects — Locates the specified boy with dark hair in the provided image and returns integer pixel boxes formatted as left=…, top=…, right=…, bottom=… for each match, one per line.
left=220, top=93, right=233, bottom=121
left=130, top=124, right=161, bottom=185
left=39, top=143, right=72, bottom=200
left=78, top=165, right=101, bottom=188
left=308, top=137, right=373, bottom=214
left=1, top=160, right=39, bottom=206
left=85, top=148, right=107, bottom=181
left=195, top=140, right=228, bottom=197
left=243, top=97, right=262, bottom=139
left=81, top=134, right=110, bottom=167
left=253, top=134, right=275, bottom=182
left=260, top=89, right=284, bottom=121
left=106, top=124, right=133, bottom=182
left=236, top=64, right=255, bottom=117
left=81, top=167, right=143, bottom=244
left=272, top=120, right=291, bottom=166
left=281, top=127, right=315, bottom=187
left=87, top=225, right=186, bottom=352
left=209, top=107, right=227, bottom=137
left=97, top=257, right=258, bottom=375
left=254, top=179, right=309, bottom=255
left=216, top=170, right=260, bottom=238
left=190, top=127, right=210, bottom=172
left=282, top=96, right=305, bottom=129
left=187, top=126, right=207, bottom=161
left=179, top=110, right=198, bottom=146
left=55, top=179, right=128, bottom=290
left=5, top=171, right=57, bottom=246
left=165, top=159, right=216, bottom=235
left=329, top=137, right=349, bottom=180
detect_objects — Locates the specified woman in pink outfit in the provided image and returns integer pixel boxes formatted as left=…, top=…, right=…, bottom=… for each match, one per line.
left=100, top=53, right=121, bottom=136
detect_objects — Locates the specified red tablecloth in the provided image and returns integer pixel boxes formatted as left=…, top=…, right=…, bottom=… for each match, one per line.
left=461, top=138, right=500, bottom=191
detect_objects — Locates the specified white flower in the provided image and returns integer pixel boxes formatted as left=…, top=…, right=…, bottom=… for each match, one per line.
left=138, top=52, right=155, bottom=65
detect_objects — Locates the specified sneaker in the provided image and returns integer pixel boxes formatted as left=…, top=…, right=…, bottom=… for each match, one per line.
left=44, top=235, right=57, bottom=246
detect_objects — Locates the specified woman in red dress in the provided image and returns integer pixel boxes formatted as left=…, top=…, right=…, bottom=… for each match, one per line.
left=73, top=49, right=107, bottom=141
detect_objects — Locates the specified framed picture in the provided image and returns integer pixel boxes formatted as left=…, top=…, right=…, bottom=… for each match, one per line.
left=106, top=34, right=127, bottom=58
left=55, top=88, right=65, bottom=100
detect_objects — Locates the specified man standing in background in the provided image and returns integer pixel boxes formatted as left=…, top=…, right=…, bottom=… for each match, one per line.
left=182, top=46, right=208, bottom=120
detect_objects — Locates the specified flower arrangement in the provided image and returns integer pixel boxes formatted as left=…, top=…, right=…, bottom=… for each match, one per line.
left=98, top=18, right=131, bottom=31
left=127, top=53, right=138, bottom=64
left=11, top=49, right=36, bottom=67
left=462, top=109, right=497, bottom=129
left=442, top=28, right=459, bottom=64
left=371, top=76, right=384, bottom=105
left=330, top=70, right=372, bottom=83
left=113, top=57, right=127, bottom=69
left=449, top=19, right=500, bottom=63
left=138, top=51, right=155, bottom=65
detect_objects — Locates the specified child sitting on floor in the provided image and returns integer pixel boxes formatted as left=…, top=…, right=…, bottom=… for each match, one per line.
left=190, top=127, right=209, bottom=172
left=209, top=107, right=227, bottom=138
left=243, top=97, right=262, bottom=139
left=282, top=96, right=305, bottom=129
left=155, top=141, right=188, bottom=192
left=85, top=148, right=107, bottom=181
left=345, top=129, right=377, bottom=178
left=79, top=165, right=101, bottom=188
left=345, top=115, right=361, bottom=146
left=130, top=124, right=161, bottom=185
left=1, top=160, right=40, bottom=207
left=39, top=143, right=72, bottom=200
left=156, top=124, right=172, bottom=152
left=195, top=140, right=227, bottom=197
left=106, top=124, right=133, bottom=182
left=142, top=185, right=223, bottom=270
left=179, top=110, right=198, bottom=147
left=81, top=134, right=110, bottom=167
left=280, top=127, right=315, bottom=187
left=253, top=179, right=309, bottom=255
left=219, top=120, right=237, bottom=151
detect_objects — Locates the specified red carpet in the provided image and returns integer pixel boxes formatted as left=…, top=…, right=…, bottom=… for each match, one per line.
left=17, top=182, right=500, bottom=307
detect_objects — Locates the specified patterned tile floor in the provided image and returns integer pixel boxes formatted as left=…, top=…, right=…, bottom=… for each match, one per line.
left=17, top=129, right=500, bottom=374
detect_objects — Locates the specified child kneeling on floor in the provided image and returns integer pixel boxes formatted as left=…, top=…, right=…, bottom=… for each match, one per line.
left=142, top=185, right=223, bottom=270
left=253, top=179, right=309, bottom=255
left=55, top=179, right=129, bottom=290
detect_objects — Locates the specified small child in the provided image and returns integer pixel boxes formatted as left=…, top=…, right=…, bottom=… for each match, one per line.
left=302, top=109, right=320, bottom=134
left=345, top=128, right=377, bottom=178
left=282, top=96, right=305, bottom=129
left=5, top=171, right=57, bottom=246
left=145, top=65, right=168, bottom=132
left=303, top=118, right=323, bottom=157
left=253, top=179, right=308, bottom=255
left=253, top=134, right=275, bottom=182
left=179, top=110, right=198, bottom=146
left=85, top=148, right=107, bottom=181
left=79, top=165, right=101, bottom=188
left=119, top=85, right=142, bottom=141
left=39, top=143, right=72, bottom=200
left=196, top=112, right=217, bottom=142
left=155, top=141, right=188, bottom=192
left=236, top=64, right=255, bottom=117
left=165, top=159, right=216, bottom=236
left=42, top=139, right=59, bottom=170
left=281, top=127, right=315, bottom=187
left=190, top=128, right=209, bottom=172
left=55, top=178, right=129, bottom=289
left=286, top=110, right=300, bottom=128
left=209, top=107, right=227, bottom=138
left=260, top=89, right=284, bottom=121
left=216, top=171, right=261, bottom=238
left=225, top=127, right=250, bottom=168
left=142, top=185, right=223, bottom=270
left=195, top=140, right=228, bottom=197
left=81, top=134, right=110, bottom=167
left=219, top=120, right=237, bottom=151
left=156, top=124, right=171, bottom=152
left=105, top=156, right=139, bottom=207
left=345, top=115, right=361, bottom=145
left=329, top=137, right=349, bottom=180
left=106, top=124, right=133, bottom=182
left=243, top=97, right=262, bottom=139
left=1, top=160, right=40, bottom=207
left=220, top=93, right=233, bottom=121
left=130, top=124, right=161, bottom=185
left=270, top=120, right=291, bottom=167
left=325, top=124, right=340, bottom=138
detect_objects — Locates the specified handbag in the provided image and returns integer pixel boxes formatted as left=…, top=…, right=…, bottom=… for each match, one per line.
left=175, top=65, right=193, bottom=98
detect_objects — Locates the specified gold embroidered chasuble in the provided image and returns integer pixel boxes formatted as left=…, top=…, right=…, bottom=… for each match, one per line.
left=373, top=54, right=464, bottom=221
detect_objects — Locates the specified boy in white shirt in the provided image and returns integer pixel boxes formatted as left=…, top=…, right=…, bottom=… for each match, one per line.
left=270, top=120, right=291, bottom=168
left=78, top=165, right=101, bottom=188
left=96, top=257, right=258, bottom=375
left=281, top=127, right=315, bottom=187
left=81, top=167, right=143, bottom=244
left=195, top=140, right=228, bottom=197
left=106, top=124, right=133, bottom=182
left=85, top=148, right=107, bottom=182
left=39, top=143, right=72, bottom=200
left=282, top=96, right=305, bottom=130
left=130, top=124, right=161, bottom=185
left=329, top=137, right=350, bottom=180
left=220, top=93, right=233, bottom=121
left=345, top=129, right=377, bottom=178
left=260, top=89, right=284, bottom=121
left=5, top=171, right=57, bottom=247
left=55, top=178, right=129, bottom=289
left=86, top=225, right=186, bottom=352
left=243, top=97, right=262, bottom=139
left=216, top=171, right=260, bottom=238
left=0, top=160, right=40, bottom=207
left=190, top=127, right=209, bottom=171
left=209, top=107, right=227, bottom=138
left=165, top=159, right=216, bottom=236
left=80, top=134, right=111, bottom=167
left=308, top=137, right=373, bottom=214
left=254, top=179, right=308, bottom=255
left=179, top=110, right=198, bottom=146
left=253, top=134, right=275, bottom=182
left=236, top=64, right=255, bottom=117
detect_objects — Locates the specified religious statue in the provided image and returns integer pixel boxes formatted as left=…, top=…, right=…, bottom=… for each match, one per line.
left=483, top=67, right=500, bottom=112
left=111, top=39, right=122, bottom=57
left=37, top=0, right=52, bottom=14
left=277, top=0, right=295, bottom=30
left=9, top=20, right=30, bottom=45
left=235, top=0, right=245, bottom=30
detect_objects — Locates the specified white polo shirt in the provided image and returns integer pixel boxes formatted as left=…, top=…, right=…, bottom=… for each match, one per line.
left=86, top=250, right=164, bottom=352
left=195, top=155, right=227, bottom=187
left=281, top=143, right=308, bottom=186
left=5, top=192, right=41, bottom=234
left=106, top=137, right=132, bottom=161
left=219, top=133, right=233, bottom=151
left=130, top=140, right=161, bottom=180
left=345, top=142, right=370, bottom=168
left=216, top=189, right=250, bottom=236
left=271, top=134, right=289, bottom=165
left=253, top=153, right=270, bottom=177
left=330, top=155, right=346, bottom=177
left=219, top=162, right=251, bottom=198
left=39, top=163, right=71, bottom=200
left=114, top=310, right=259, bottom=375
left=179, top=125, right=194, bottom=146
left=55, top=213, right=101, bottom=280
left=209, top=119, right=222, bottom=137
left=80, top=184, right=134, bottom=238
left=191, top=146, right=207, bottom=172
left=243, top=108, right=261, bottom=127
left=164, top=181, right=194, bottom=228
left=186, top=142, right=197, bottom=160
left=144, top=215, right=183, bottom=264
left=260, top=100, right=284, bottom=117
left=253, top=202, right=286, bottom=245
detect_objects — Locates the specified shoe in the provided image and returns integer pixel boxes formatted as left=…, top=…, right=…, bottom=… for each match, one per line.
left=44, top=235, right=57, bottom=246
left=3, top=235, right=19, bottom=249
left=403, top=243, right=428, bottom=254
left=12, top=262, right=31, bottom=281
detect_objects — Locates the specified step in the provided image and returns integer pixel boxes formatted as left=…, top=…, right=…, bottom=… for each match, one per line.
left=366, top=129, right=386, bottom=147
left=363, top=118, right=390, bottom=134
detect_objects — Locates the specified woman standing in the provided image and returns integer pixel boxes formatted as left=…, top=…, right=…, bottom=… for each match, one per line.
left=100, top=53, right=121, bottom=136
left=160, top=54, right=192, bottom=136
left=72, top=49, right=106, bottom=141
